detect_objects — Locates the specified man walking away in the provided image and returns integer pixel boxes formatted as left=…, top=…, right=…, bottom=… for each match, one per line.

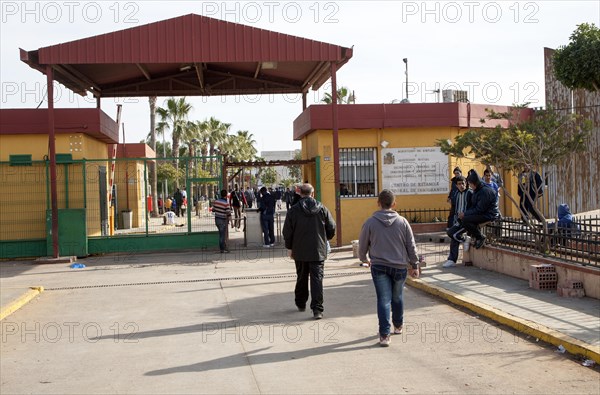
left=283, top=183, right=336, bottom=320
left=213, top=189, right=232, bottom=253
left=358, top=190, right=420, bottom=347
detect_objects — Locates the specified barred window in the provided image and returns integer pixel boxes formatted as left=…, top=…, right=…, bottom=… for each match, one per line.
left=339, top=148, right=378, bottom=198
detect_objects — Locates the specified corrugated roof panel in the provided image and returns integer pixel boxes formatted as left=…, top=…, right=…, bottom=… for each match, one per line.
left=179, top=16, right=190, bottom=62
left=35, top=14, right=349, bottom=64
left=122, top=29, right=132, bottom=63
left=200, top=15, right=210, bottom=60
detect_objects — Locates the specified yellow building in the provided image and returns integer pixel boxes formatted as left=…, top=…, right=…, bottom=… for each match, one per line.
left=113, top=143, right=157, bottom=230
left=0, top=108, right=152, bottom=257
left=293, top=102, right=524, bottom=245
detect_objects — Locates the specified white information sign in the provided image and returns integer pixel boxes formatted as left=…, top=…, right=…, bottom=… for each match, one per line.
left=381, top=147, right=449, bottom=195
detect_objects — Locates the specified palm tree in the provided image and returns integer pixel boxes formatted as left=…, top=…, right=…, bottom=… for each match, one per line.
left=203, top=117, right=231, bottom=182
left=321, top=86, right=356, bottom=104
left=148, top=96, right=159, bottom=217
left=226, top=130, right=258, bottom=188
left=156, top=97, right=193, bottom=171
left=185, top=120, right=210, bottom=197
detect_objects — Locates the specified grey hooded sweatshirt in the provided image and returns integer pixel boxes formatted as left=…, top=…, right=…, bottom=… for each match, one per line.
left=358, top=209, right=419, bottom=269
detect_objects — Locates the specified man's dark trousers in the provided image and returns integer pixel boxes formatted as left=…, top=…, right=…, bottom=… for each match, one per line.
left=461, top=214, right=490, bottom=240
left=294, top=260, right=324, bottom=313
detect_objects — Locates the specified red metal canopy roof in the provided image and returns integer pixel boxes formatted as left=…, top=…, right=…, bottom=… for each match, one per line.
left=0, top=108, right=119, bottom=144
left=20, top=14, right=353, bottom=98
left=293, top=103, right=533, bottom=140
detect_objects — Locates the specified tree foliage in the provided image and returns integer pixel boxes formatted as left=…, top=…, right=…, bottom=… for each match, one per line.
left=287, top=150, right=302, bottom=181
left=260, top=167, right=278, bottom=186
left=553, top=23, right=600, bottom=92
left=437, top=106, right=592, bottom=176
left=321, top=86, right=356, bottom=104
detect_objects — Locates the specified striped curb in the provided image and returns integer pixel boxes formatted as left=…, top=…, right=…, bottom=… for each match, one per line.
left=406, top=277, right=600, bottom=364
left=0, top=286, right=44, bottom=321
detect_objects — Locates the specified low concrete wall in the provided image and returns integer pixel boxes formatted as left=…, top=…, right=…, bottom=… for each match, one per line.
left=411, top=223, right=447, bottom=234
left=466, top=246, right=600, bottom=299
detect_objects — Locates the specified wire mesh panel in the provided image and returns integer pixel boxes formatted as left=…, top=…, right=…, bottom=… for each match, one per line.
left=0, top=161, right=48, bottom=240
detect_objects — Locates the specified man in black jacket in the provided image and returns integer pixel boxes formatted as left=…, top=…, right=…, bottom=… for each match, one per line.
left=258, top=187, right=276, bottom=247
left=455, top=170, right=500, bottom=249
left=283, top=183, right=336, bottom=319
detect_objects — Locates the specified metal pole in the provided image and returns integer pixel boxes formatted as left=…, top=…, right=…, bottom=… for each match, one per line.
left=331, top=62, right=342, bottom=247
left=162, top=127, right=167, bottom=200
left=46, top=65, right=59, bottom=258
left=403, top=58, right=408, bottom=101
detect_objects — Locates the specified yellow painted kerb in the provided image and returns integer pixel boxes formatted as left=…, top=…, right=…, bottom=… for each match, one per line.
left=407, top=278, right=600, bottom=364
left=0, top=286, right=44, bottom=321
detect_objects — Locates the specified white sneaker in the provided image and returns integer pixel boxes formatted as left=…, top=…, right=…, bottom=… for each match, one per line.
left=262, top=244, right=271, bottom=248
left=463, top=236, right=471, bottom=252
left=379, top=335, right=391, bottom=347
left=443, top=260, right=456, bottom=268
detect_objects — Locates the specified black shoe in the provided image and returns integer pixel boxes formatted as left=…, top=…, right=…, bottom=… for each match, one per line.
left=297, top=305, right=306, bottom=312
left=474, top=237, right=486, bottom=249
left=313, top=311, right=323, bottom=320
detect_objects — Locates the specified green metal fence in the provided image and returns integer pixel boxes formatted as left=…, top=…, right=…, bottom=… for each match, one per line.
left=0, top=155, right=222, bottom=259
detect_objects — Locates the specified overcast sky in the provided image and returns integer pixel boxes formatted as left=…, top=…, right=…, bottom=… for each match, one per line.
left=1, top=1, right=598, bottom=152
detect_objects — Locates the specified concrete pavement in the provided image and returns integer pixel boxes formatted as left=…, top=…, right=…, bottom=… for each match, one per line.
left=1, top=234, right=599, bottom=394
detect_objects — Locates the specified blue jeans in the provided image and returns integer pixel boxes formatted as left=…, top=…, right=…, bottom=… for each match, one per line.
left=215, top=218, right=228, bottom=251
left=371, top=265, right=407, bottom=336
left=261, top=214, right=275, bottom=245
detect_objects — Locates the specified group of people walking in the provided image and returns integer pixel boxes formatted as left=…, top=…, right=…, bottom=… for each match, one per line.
left=213, top=182, right=422, bottom=347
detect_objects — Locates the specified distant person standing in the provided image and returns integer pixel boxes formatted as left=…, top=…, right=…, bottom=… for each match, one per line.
left=518, top=166, right=544, bottom=223
left=358, top=190, right=420, bottom=347
left=229, top=184, right=246, bottom=231
left=284, top=187, right=294, bottom=210
left=173, top=188, right=183, bottom=217
left=213, top=189, right=232, bottom=253
left=283, top=183, right=336, bottom=320
left=258, top=187, right=276, bottom=247
left=244, top=187, right=255, bottom=209
left=274, top=188, right=282, bottom=210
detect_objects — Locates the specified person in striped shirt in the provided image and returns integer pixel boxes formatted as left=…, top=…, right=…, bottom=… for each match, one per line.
left=213, top=189, right=232, bottom=253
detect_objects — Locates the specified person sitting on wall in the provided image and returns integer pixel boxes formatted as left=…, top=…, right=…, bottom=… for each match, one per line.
left=556, top=203, right=579, bottom=246
left=444, top=175, right=472, bottom=267
left=449, top=170, right=500, bottom=249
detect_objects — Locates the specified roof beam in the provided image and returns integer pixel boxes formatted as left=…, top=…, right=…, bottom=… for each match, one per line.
left=302, top=61, right=327, bottom=90
left=136, top=63, right=152, bottom=80
left=312, top=62, right=333, bottom=90
left=208, top=69, right=299, bottom=89
left=253, top=62, right=261, bottom=79
left=61, top=64, right=101, bottom=92
left=53, top=64, right=99, bottom=97
left=194, top=63, right=205, bottom=90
